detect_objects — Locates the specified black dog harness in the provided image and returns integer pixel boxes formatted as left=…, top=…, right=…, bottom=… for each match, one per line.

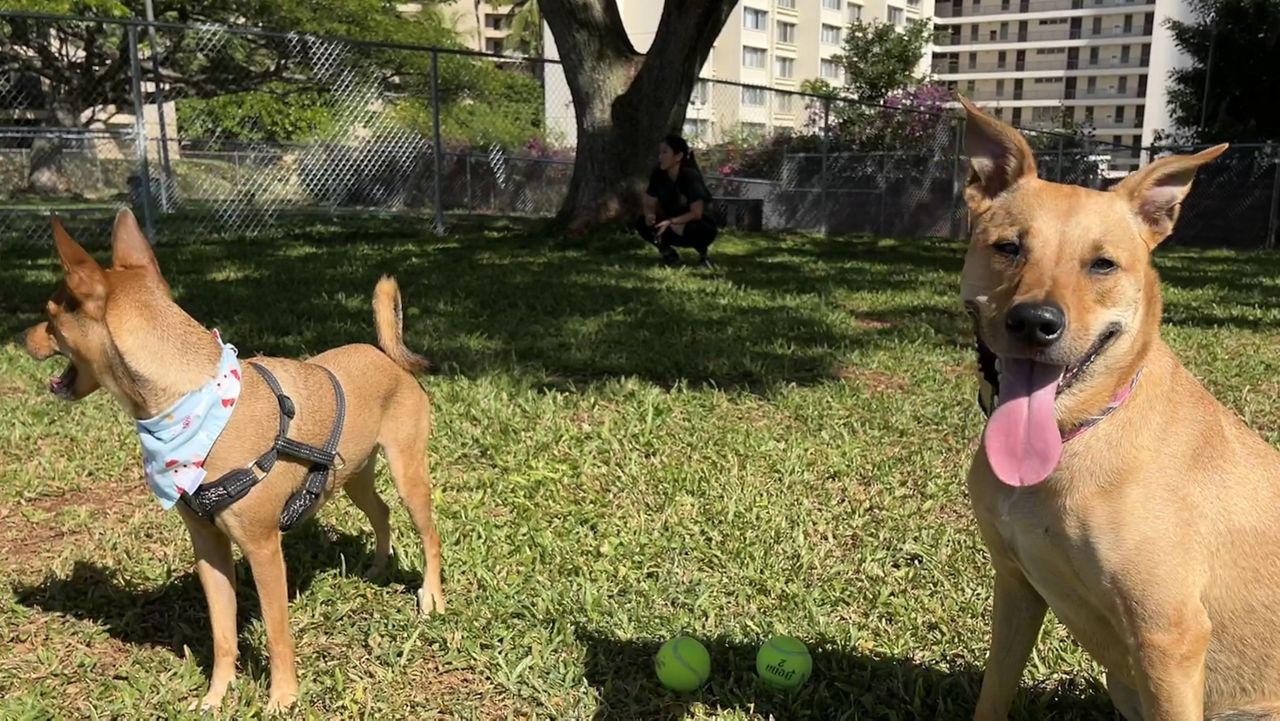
left=179, top=362, right=346, bottom=532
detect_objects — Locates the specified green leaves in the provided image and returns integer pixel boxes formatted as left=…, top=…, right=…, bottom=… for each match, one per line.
left=833, top=19, right=933, bottom=105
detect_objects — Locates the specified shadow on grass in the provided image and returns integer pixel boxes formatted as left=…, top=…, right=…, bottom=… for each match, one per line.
left=578, top=629, right=1117, bottom=721
left=4, top=215, right=1279, bottom=395
left=1, top=215, right=964, bottom=392
left=10, top=521, right=415, bottom=683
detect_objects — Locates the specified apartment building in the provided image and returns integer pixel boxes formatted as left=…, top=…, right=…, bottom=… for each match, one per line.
left=544, top=0, right=936, bottom=146
left=402, top=2, right=516, bottom=55
left=931, top=0, right=1193, bottom=168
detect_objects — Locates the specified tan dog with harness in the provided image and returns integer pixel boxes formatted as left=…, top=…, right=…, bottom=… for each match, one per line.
left=23, top=210, right=444, bottom=712
left=955, top=96, right=1280, bottom=720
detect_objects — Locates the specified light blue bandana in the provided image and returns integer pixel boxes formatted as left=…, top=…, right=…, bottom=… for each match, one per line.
left=135, top=330, right=243, bottom=509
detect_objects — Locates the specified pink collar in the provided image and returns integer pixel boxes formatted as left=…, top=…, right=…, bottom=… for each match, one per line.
left=1061, top=368, right=1143, bottom=442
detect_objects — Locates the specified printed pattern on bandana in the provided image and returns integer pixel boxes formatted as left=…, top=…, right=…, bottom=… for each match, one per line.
left=135, top=330, right=242, bottom=509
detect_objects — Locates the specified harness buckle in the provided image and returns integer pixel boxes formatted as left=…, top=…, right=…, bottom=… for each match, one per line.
left=332, top=452, right=346, bottom=471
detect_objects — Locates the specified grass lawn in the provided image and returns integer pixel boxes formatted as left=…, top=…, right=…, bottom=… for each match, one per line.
left=3, top=216, right=1280, bottom=719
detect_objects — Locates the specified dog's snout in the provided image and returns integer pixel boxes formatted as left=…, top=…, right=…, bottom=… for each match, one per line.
left=1005, top=302, right=1066, bottom=347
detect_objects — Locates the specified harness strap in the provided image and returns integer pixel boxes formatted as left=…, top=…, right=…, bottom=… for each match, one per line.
left=278, top=369, right=345, bottom=532
left=179, top=362, right=346, bottom=528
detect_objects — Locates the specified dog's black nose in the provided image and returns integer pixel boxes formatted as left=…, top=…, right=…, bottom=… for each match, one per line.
left=1006, top=302, right=1066, bottom=347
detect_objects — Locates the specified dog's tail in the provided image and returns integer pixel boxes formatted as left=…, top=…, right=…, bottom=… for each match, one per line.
left=373, top=275, right=430, bottom=374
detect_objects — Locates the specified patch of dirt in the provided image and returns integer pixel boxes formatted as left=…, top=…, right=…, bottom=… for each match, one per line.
left=833, top=365, right=909, bottom=394
left=855, top=317, right=895, bottom=330
left=0, top=476, right=143, bottom=568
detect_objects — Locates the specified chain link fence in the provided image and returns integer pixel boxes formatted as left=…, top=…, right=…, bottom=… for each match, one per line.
left=2, top=11, right=1278, bottom=250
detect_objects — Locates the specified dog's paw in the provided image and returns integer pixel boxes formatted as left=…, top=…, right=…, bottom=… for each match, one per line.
left=364, top=550, right=393, bottom=582
left=265, top=689, right=298, bottom=713
left=190, top=691, right=225, bottom=714
left=417, top=587, right=445, bottom=616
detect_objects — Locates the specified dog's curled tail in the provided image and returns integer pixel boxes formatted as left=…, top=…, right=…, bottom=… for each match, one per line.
left=373, top=275, right=430, bottom=374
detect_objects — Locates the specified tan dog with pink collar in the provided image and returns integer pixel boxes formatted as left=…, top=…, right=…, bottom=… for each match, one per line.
left=958, top=96, right=1280, bottom=720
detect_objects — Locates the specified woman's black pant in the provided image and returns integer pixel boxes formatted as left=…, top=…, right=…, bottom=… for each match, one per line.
left=633, top=216, right=719, bottom=261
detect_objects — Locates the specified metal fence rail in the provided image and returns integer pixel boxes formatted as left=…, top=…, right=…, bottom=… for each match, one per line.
left=1, top=11, right=1276, bottom=250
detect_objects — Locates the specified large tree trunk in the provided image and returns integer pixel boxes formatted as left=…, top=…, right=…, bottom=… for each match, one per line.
left=26, top=105, right=81, bottom=197
left=541, top=0, right=737, bottom=231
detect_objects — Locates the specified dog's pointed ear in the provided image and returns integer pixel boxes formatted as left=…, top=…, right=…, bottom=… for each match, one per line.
left=1111, top=143, right=1228, bottom=248
left=51, top=214, right=106, bottom=311
left=110, top=208, right=161, bottom=275
left=959, top=95, right=1038, bottom=214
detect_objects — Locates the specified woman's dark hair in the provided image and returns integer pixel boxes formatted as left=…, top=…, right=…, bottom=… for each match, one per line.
left=662, top=134, right=702, bottom=174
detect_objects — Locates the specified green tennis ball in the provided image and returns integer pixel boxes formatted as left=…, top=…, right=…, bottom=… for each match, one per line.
left=756, top=635, right=812, bottom=689
left=654, top=635, right=711, bottom=692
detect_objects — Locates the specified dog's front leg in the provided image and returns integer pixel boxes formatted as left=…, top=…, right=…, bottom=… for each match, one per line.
left=243, top=532, right=299, bottom=711
left=975, top=564, right=1049, bottom=721
left=1129, top=600, right=1211, bottom=721
left=179, top=509, right=239, bottom=711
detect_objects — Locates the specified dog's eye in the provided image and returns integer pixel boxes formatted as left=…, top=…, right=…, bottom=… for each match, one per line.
left=992, top=241, right=1020, bottom=258
left=1090, top=257, right=1118, bottom=274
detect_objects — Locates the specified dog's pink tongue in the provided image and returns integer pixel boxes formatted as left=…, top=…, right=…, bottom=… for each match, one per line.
left=983, top=359, right=1064, bottom=487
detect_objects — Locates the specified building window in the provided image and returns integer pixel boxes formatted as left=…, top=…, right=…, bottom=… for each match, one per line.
left=1084, top=106, right=1094, bottom=124
left=744, top=8, right=768, bottom=31
left=1092, top=16, right=1102, bottom=34
left=691, top=80, right=710, bottom=105
left=742, top=122, right=767, bottom=136
left=968, top=53, right=977, bottom=69
left=778, top=0, right=796, bottom=7
left=775, top=56, right=795, bottom=78
left=1032, top=106, right=1055, bottom=123
left=849, top=3, right=863, bottom=20
left=1038, top=18, right=1067, bottom=25
left=682, top=118, right=709, bottom=139
left=742, top=86, right=767, bottom=106
left=997, top=50, right=1007, bottom=68
left=821, top=24, right=842, bottom=45
left=996, top=79, right=1005, bottom=96
left=777, top=21, right=797, bottom=43
left=485, top=14, right=509, bottom=31
left=1124, top=14, right=1133, bottom=32
left=485, top=38, right=505, bottom=54
left=1089, top=46, right=1100, bottom=64
left=1087, top=76, right=1097, bottom=94
left=778, top=94, right=795, bottom=112
left=743, top=46, right=768, bottom=68
left=1121, top=45, right=1131, bottom=63
left=820, top=59, right=841, bottom=79
left=888, top=7, right=905, bottom=25
left=823, top=0, right=842, bottom=9
left=1118, top=76, right=1127, bottom=94
left=1115, top=105, right=1125, bottom=123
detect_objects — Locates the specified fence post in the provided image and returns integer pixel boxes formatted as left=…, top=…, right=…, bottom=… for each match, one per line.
left=1268, top=144, right=1279, bottom=250
left=1055, top=134, right=1065, bottom=182
left=143, top=10, right=173, bottom=212
left=126, top=25, right=156, bottom=242
left=950, top=115, right=965, bottom=242
left=821, top=96, right=831, bottom=235
left=430, top=50, right=446, bottom=236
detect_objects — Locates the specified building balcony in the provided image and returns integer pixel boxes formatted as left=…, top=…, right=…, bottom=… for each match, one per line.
left=935, top=0, right=1154, bottom=21
left=934, top=27, right=1150, bottom=48
left=961, top=92, right=1147, bottom=106
left=933, top=58, right=1149, bottom=77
